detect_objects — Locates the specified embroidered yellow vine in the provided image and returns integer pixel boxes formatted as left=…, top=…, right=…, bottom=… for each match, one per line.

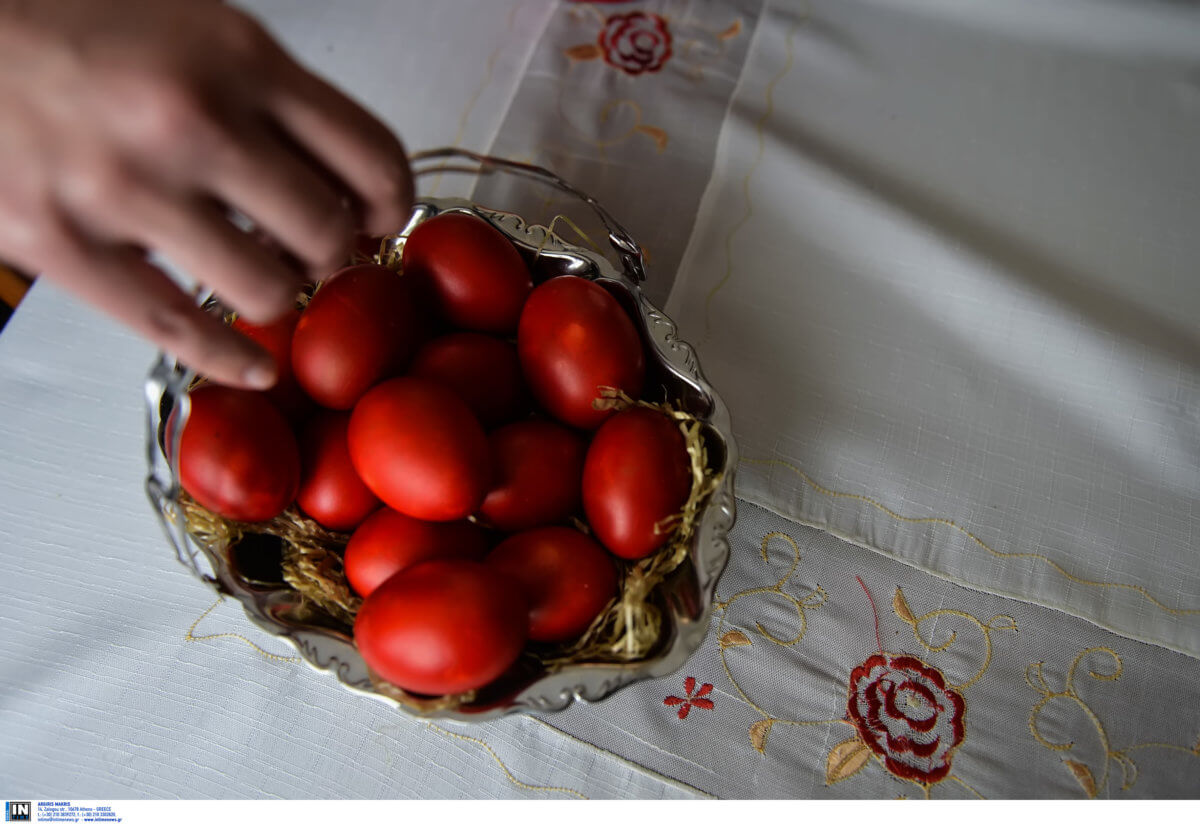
left=744, top=455, right=1200, bottom=617
left=185, top=597, right=301, bottom=664
left=715, top=536, right=1005, bottom=798
left=1027, top=647, right=1200, bottom=796
left=703, top=20, right=801, bottom=333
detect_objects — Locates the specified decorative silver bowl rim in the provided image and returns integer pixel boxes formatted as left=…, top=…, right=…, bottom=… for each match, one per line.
left=144, top=149, right=738, bottom=721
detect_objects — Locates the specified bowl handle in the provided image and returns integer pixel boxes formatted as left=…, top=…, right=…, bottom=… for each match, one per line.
left=410, top=147, right=647, bottom=284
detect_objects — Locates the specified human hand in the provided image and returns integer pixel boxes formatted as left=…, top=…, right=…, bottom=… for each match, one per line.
left=0, top=0, right=413, bottom=387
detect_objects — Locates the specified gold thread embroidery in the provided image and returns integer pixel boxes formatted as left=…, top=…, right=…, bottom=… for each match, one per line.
left=569, top=3, right=608, bottom=28
left=669, top=1, right=747, bottom=81
left=634, top=124, right=670, bottom=152
left=184, top=598, right=301, bottom=664
left=715, top=533, right=1012, bottom=797
left=744, top=456, right=1200, bottom=616
left=893, top=587, right=1016, bottom=690
left=1066, top=760, right=1099, bottom=798
left=719, top=629, right=752, bottom=648
left=716, top=532, right=846, bottom=753
left=529, top=717, right=716, bottom=799
left=424, top=723, right=588, bottom=799
left=703, top=21, right=801, bottom=333
left=553, top=96, right=671, bottom=155
left=1027, top=647, right=1200, bottom=796
left=716, top=532, right=827, bottom=649
left=946, top=775, right=985, bottom=799
left=564, top=43, right=603, bottom=62
left=825, top=737, right=872, bottom=785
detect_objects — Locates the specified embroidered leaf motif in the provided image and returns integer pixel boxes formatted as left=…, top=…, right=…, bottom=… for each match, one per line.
left=663, top=696, right=685, bottom=706
left=720, top=629, right=752, bottom=648
left=684, top=676, right=696, bottom=695
left=691, top=698, right=715, bottom=710
left=825, top=736, right=872, bottom=785
left=1065, top=760, right=1098, bottom=798
left=694, top=683, right=713, bottom=698
left=893, top=588, right=916, bottom=624
left=749, top=719, right=774, bottom=754
left=634, top=124, right=669, bottom=152
left=718, top=19, right=743, bottom=40
left=565, top=43, right=603, bottom=61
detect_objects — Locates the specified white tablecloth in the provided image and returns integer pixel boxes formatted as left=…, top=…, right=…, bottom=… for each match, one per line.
left=2, top=0, right=1198, bottom=800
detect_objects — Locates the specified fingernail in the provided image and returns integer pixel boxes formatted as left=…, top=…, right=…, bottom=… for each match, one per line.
left=243, top=361, right=277, bottom=390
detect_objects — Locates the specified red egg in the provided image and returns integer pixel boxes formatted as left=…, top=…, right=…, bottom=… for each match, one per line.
left=295, top=410, right=380, bottom=531
left=354, top=560, right=528, bottom=695
left=517, top=276, right=645, bottom=429
left=408, top=333, right=526, bottom=428
left=486, top=527, right=617, bottom=642
left=582, top=406, right=691, bottom=559
left=348, top=377, right=491, bottom=521
left=344, top=507, right=488, bottom=597
left=479, top=420, right=586, bottom=532
left=291, top=263, right=419, bottom=410
left=173, top=384, right=300, bottom=522
left=401, top=212, right=532, bottom=334
left=232, top=309, right=312, bottom=420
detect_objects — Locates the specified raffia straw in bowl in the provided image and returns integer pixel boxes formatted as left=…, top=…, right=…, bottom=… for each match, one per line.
left=176, top=385, right=718, bottom=708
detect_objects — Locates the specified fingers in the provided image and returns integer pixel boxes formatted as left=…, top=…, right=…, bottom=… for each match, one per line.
left=203, top=122, right=357, bottom=279
left=70, top=176, right=305, bottom=324
left=39, top=226, right=278, bottom=390
left=267, top=61, right=413, bottom=237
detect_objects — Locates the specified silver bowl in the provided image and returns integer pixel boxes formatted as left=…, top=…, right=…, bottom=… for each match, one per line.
left=145, top=149, right=738, bottom=720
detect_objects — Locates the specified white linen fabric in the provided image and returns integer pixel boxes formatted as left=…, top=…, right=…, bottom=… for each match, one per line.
left=2, top=0, right=1199, bottom=800
left=474, top=0, right=765, bottom=308
left=0, top=278, right=696, bottom=801
left=664, top=0, right=1200, bottom=656
left=545, top=500, right=1200, bottom=799
left=0, top=0, right=695, bottom=800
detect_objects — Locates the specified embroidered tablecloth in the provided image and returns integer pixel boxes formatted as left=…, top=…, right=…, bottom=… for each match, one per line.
left=2, top=0, right=1197, bottom=800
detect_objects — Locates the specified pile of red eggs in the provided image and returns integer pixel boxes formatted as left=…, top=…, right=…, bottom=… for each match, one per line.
left=171, top=212, right=694, bottom=697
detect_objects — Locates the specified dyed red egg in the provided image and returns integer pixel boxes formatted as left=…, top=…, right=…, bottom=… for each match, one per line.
left=295, top=410, right=380, bottom=531
left=348, top=377, right=491, bottom=521
left=479, top=420, right=586, bottom=532
left=487, top=527, right=617, bottom=642
left=354, top=560, right=528, bottom=695
left=517, top=276, right=644, bottom=429
left=582, top=406, right=691, bottom=559
left=344, top=507, right=488, bottom=597
left=291, top=264, right=419, bottom=409
left=401, top=212, right=532, bottom=334
left=408, top=332, right=526, bottom=428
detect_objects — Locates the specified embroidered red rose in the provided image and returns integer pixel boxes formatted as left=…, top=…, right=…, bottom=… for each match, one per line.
left=598, top=11, right=673, bottom=76
left=847, top=653, right=966, bottom=784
